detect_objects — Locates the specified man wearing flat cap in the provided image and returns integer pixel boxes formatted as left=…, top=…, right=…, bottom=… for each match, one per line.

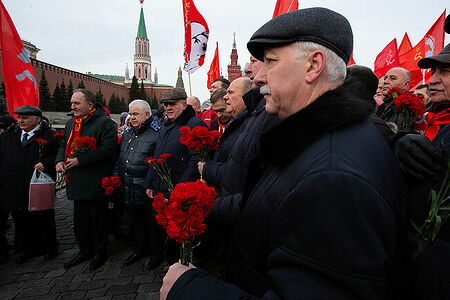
left=0, top=106, right=59, bottom=264
left=161, top=8, right=407, bottom=300
left=405, top=42, right=450, bottom=300
left=144, top=88, right=206, bottom=269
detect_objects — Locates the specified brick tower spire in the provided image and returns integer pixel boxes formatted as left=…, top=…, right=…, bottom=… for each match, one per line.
left=227, top=32, right=241, bottom=82
left=134, top=0, right=152, bottom=82
left=176, top=66, right=185, bottom=90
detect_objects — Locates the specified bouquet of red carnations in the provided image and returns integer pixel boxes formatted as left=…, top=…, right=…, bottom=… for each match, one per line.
left=101, top=176, right=122, bottom=196
left=180, top=126, right=220, bottom=161
left=56, top=136, right=97, bottom=190
left=389, top=88, right=426, bottom=131
left=152, top=180, right=217, bottom=265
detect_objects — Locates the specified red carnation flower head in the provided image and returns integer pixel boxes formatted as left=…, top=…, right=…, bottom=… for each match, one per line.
left=387, top=87, right=403, bottom=99
left=36, top=138, right=47, bottom=144
left=75, top=136, right=97, bottom=151
left=53, top=130, right=64, bottom=138
left=160, top=153, right=171, bottom=161
left=145, top=157, right=157, bottom=166
left=179, top=126, right=191, bottom=135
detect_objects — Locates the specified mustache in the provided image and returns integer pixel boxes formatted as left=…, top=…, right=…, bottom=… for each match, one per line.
left=429, top=86, right=444, bottom=92
left=260, top=85, right=271, bottom=95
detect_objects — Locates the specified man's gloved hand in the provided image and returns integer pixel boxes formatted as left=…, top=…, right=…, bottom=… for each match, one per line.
left=394, top=134, right=444, bottom=181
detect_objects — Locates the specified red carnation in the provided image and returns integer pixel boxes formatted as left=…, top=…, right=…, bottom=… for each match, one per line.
left=36, top=138, right=47, bottom=144
left=387, top=87, right=403, bottom=99
left=75, top=136, right=97, bottom=151
left=53, top=130, right=64, bottom=138
left=101, top=176, right=122, bottom=196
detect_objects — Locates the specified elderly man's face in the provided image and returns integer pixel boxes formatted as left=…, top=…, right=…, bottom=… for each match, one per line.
left=245, top=56, right=263, bottom=81
left=375, top=78, right=383, bottom=98
left=71, top=92, right=94, bottom=118
left=164, top=100, right=187, bottom=121
left=223, top=79, right=246, bottom=117
left=382, top=68, right=410, bottom=97
left=187, top=97, right=201, bottom=113
left=429, top=63, right=450, bottom=104
left=254, top=44, right=309, bottom=120
left=17, top=115, right=40, bottom=132
left=129, top=105, right=150, bottom=129
left=414, top=87, right=430, bottom=105
left=209, top=81, right=223, bottom=96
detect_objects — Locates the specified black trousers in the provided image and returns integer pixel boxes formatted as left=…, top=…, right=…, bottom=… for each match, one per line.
left=11, top=208, right=58, bottom=256
left=73, top=199, right=108, bottom=256
left=128, top=203, right=164, bottom=257
left=0, top=210, right=9, bottom=258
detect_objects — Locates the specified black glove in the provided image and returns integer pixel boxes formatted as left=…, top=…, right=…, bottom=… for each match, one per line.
left=394, top=134, right=443, bottom=181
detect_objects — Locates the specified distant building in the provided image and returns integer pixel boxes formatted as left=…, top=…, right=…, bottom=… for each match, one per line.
left=227, top=33, right=242, bottom=82
left=175, top=66, right=185, bottom=89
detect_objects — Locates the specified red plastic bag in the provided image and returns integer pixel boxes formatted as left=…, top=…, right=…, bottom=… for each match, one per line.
left=28, top=169, right=55, bottom=212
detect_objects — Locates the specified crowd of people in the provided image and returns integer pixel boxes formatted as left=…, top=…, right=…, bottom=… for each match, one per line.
left=0, top=6, right=449, bottom=300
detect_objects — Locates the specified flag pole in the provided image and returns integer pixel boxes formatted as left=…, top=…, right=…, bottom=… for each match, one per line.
left=422, top=69, right=426, bottom=84
left=188, top=73, right=192, bottom=97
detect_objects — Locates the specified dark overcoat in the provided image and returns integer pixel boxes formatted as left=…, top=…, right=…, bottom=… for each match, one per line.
left=0, top=122, right=58, bottom=211
left=55, top=105, right=118, bottom=201
left=168, top=81, right=408, bottom=300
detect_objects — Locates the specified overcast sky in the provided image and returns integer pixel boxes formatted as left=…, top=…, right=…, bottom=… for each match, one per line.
left=2, top=0, right=448, bottom=103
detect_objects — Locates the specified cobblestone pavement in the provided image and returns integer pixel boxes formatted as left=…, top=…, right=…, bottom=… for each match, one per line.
left=0, top=190, right=166, bottom=300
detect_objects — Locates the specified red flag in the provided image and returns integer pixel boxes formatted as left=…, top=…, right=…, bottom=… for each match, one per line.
left=374, top=38, right=399, bottom=78
left=0, top=1, right=39, bottom=116
left=399, top=10, right=446, bottom=88
left=182, top=0, right=209, bottom=74
left=232, top=73, right=242, bottom=82
left=207, top=42, right=220, bottom=89
left=347, top=53, right=356, bottom=66
left=273, top=0, right=299, bottom=18
left=398, top=33, right=412, bottom=56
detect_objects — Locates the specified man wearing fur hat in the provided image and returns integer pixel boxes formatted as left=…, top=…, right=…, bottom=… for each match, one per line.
left=160, top=8, right=407, bottom=300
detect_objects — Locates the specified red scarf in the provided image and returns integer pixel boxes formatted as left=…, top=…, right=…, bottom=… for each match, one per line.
left=415, top=109, right=450, bottom=141
left=64, top=108, right=96, bottom=160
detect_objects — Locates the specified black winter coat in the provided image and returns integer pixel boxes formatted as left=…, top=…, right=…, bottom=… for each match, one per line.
left=0, top=122, right=58, bottom=211
left=144, top=105, right=206, bottom=196
left=116, top=117, right=160, bottom=206
left=55, top=104, right=118, bottom=201
left=220, top=88, right=279, bottom=197
left=202, top=110, right=249, bottom=196
left=168, top=81, right=408, bottom=300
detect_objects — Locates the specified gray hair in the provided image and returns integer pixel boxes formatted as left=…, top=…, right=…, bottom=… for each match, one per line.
left=129, top=99, right=151, bottom=116
left=293, top=41, right=347, bottom=88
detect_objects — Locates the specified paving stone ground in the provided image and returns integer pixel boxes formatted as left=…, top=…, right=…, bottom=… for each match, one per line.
left=0, top=190, right=166, bottom=300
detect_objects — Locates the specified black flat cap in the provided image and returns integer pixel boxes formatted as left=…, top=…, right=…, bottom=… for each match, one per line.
left=13, top=105, right=42, bottom=116
left=445, top=14, right=450, bottom=34
left=0, top=115, right=17, bottom=127
left=160, top=88, right=187, bottom=104
left=418, top=43, right=450, bottom=69
left=247, top=7, right=353, bottom=64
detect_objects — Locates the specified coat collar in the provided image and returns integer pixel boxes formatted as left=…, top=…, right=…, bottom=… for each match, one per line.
left=259, top=81, right=375, bottom=167
left=164, top=104, right=196, bottom=126
left=243, top=87, right=264, bottom=114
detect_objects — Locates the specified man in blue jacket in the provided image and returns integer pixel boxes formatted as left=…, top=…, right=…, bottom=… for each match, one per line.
left=160, top=8, right=408, bottom=300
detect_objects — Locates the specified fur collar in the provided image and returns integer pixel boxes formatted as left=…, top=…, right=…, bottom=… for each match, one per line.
left=259, top=81, right=375, bottom=167
left=164, top=105, right=196, bottom=126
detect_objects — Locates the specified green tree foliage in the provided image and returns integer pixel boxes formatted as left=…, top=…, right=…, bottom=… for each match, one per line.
left=108, top=93, right=121, bottom=114
left=77, top=80, right=85, bottom=89
left=52, top=82, right=65, bottom=112
left=139, top=80, right=147, bottom=100
left=60, top=79, right=68, bottom=110
left=95, top=87, right=106, bottom=107
left=130, top=76, right=139, bottom=101
left=120, top=97, right=127, bottom=113
left=66, top=79, right=74, bottom=111
left=38, top=70, right=52, bottom=111
left=0, top=82, right=7, bottom=115
left=150, top=95, right=159, bottom=109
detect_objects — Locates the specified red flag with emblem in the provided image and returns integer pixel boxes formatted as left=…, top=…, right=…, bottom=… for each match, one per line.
left=374, top=38, right=399, bottom=78
left=398, top=33, right=412, bottom=56
left=399, top=10, right=446, bottom=89
left=182, top=0, right=209, bottom=74
left=272, top=0, right=299, bottom=18
left=0, top=1, right=39, bottom=116
left=207, top=42, right=220, bottom=89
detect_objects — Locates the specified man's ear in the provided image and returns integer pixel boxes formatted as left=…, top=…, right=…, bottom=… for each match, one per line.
left=305, top=50, right=326, bottom=84
left=88, top=102, right=95, bottom=110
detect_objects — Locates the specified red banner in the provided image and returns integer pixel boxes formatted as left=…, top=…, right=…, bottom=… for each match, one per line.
left=374, top=38, right=399, bottom=78
left=182, top=0, right=209, bottom=74
left=398, top=33, right=412, bottom=56
left=0, top=0, right=39, bottom=116
left=347, top=53, right=356, bottom=66
left=273, top=0, right=299, bottom=18
left=207, top=42, right=220, bottom=89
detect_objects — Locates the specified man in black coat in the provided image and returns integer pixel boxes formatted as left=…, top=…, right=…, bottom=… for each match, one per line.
left=0, top=106, right=59, bottom=264
left=56, top=89, right=118, bottom=271
left=199, top=77, right=252, bottom=195
left=115, top=99, right=162, bottom=268
left=161, top=8, right=408, bottom=299
left=144, top=88, right=206, bottom=266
